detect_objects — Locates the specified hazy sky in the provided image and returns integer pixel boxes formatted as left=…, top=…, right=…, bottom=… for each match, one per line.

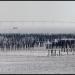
left=0, top=1, right=75, bottom=33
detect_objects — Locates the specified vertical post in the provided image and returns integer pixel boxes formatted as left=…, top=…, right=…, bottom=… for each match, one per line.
left=59, top=49, right=60, bottom=56
left=72, top=47, right=74, bottom=55
left=51, top=49, right=53, bottom=56
left=66, top=44, right=68, bottom=55
left=73, top=48, right=75, bottom=55
left=70, top=40, right=72, bottom=52
left=73, top=44, right=75, bottom=55
left=67, top=48, right=68, bottom=55
left=72, top=44, right=74, bottom=55
left=55, top=49, right=56, bottom=56
left=47, top=49, right=50, bottom=57
left=61, top=48, right=62, bottom=55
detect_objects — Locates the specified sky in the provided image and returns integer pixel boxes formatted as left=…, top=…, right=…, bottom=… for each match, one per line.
left=0, top=1, right=75, bottom=33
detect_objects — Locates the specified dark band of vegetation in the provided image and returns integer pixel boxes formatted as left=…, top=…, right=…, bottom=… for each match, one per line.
left=0, top=33, right=75, bottom=51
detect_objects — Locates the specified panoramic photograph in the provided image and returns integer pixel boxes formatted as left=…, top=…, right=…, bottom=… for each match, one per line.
left=0, top=1, right=75, bottom=74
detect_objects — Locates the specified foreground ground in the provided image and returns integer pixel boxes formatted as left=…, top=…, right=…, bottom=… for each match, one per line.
left=0, top=53, right=75, bottom=74
left=0, top=47, right=74, bottom=74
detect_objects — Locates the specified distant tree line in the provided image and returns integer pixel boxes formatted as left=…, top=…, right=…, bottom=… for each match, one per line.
left=0, top=33, right=74, bottom=50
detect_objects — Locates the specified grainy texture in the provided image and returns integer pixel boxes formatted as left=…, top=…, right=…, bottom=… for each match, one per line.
left=0, top=52, right=75, bottom=74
